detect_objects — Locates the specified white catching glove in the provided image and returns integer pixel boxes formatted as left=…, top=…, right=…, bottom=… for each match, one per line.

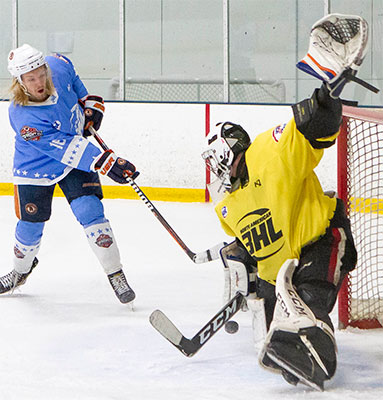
left=297, top=13, right=378, bottom=98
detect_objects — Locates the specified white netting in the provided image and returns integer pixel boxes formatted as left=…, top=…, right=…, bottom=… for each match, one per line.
left=341, top=108, right=383, bottom=327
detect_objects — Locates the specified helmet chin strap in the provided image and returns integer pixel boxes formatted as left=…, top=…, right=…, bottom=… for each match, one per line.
left=19, top=81, right=32, bottom=97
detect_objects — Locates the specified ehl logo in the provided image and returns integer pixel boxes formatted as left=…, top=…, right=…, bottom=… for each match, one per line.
left=238, top=208, right=283, bottom=259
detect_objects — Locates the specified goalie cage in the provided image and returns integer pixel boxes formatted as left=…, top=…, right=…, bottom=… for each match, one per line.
left=338, top=105, right=383, bottom=329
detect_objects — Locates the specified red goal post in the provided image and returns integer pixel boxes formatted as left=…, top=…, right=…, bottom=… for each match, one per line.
left=338, top=105, right=383, bottom=329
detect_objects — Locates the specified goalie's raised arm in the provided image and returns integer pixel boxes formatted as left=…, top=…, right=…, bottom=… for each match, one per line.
left=297, top=13, right=379, bottom=98
left=292, top=83, right=342, bottom=149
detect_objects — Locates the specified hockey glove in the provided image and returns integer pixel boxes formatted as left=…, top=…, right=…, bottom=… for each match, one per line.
left=93, top=150, right=139, bottom=184
left=80, top=95, right=105, bottom=137
left=297, top=13, right=379, bottom=98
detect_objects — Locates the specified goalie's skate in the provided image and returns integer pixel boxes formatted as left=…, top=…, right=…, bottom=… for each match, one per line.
left=0, top=258, right=39, bottom=294
left=264, top=327, right=336, bottom=392
left=108, top=270, right=136, bottom=304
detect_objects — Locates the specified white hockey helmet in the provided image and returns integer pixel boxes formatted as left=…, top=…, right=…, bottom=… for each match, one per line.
left=202, top=121, right=251, bottom=194
left=8, top=44, right=46, bottom=83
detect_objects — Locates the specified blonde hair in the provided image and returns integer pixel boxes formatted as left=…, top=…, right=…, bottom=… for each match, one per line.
left=9, top=66, right=55, bottom=106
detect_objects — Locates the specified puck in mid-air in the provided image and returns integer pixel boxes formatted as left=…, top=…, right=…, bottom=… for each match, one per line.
left=224, top=320, right=239, bottom=334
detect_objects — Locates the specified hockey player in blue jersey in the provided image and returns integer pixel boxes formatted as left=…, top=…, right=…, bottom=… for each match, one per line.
left=0, top=44, right=137, bottom=304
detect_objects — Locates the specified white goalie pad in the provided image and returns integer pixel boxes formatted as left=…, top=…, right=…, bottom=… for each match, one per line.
left=259, top=259, right=317, bottom=371
left=247, top=297, right=267, bottom=350
left=258, top=259, right=338, bottom=389
left=269, top=259, right=317, bottom=334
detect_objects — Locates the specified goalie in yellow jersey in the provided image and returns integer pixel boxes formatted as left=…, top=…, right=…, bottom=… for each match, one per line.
left=200, top=12, right=382, bottom=392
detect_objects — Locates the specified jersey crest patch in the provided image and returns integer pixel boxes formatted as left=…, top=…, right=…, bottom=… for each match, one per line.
left=14, top=246, right=25, bottom=259
left=96, top=233, right=113, bottom=248
left=272, top=123, right=286, bottom=143
left=20, top=126, right=42, bottom=141
left=221, top=206, right=228, bottom=218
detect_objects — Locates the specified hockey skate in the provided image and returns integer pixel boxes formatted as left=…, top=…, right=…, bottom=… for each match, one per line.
left=264, top=327, right=336, bottom=391
left=0, top=257, right=39, bottom=294
left=107, top=270, right=136, bottom=304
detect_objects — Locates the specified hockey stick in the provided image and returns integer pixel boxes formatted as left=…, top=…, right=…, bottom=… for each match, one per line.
left=88, top=126, right=224, bottom=263
left=149, top=292, right=245, bottom=357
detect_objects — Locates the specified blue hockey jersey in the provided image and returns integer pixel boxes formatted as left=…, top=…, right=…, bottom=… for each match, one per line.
left=9, top=54, right=102, bottom=185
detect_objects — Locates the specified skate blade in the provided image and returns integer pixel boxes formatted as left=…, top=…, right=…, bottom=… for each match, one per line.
left=126, top=300, right=135, bottom=311
left=267, top=350, right=324, bottom=392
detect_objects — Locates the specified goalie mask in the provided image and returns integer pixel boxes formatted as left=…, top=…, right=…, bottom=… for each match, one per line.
left=202, top=122, right=251, bottom=200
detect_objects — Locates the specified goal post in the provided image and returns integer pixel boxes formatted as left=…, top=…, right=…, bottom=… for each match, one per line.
left=338, top=105, right=383, bottom=329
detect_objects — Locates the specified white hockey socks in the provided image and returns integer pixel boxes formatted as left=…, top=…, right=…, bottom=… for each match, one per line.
left=13, top=238, right=41, bottom=274
left=84, top=221, right=122, bottom=275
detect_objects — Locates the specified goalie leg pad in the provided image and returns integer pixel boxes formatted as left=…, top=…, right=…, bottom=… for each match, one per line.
left=247, top=297, right=267, bottom=348
left=265, top=325, right=336, bottom=391
left=297, top=281, right=337, bottom=328
left=259, top=259, right=337, bottom=391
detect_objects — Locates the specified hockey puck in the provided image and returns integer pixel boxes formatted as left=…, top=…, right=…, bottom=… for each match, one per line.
left=224, top=320, right=239, bottom=334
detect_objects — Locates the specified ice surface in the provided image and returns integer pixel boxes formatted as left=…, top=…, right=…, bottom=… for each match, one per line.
left=0, top=196, right=382, bottom=399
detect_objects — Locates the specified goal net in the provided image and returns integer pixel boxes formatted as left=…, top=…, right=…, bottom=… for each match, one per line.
left=338, top=105, right=383, bottom=329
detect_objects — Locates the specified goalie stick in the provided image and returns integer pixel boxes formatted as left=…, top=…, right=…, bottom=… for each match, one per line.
left=88, top=126, right=223, bottom=264
left=149, top=292, right=245, bottom=357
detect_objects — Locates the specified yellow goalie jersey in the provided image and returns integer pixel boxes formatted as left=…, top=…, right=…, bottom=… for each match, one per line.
left=215, top=118, right=338, bottom=284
